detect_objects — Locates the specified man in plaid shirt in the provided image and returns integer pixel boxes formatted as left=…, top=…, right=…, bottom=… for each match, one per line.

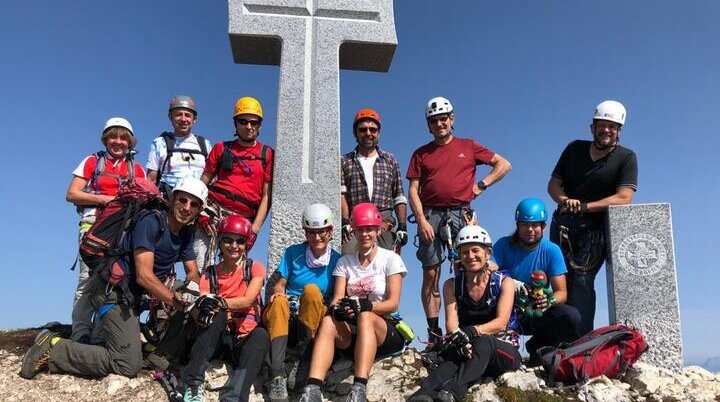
left=341, top=108, right=408, bottom=253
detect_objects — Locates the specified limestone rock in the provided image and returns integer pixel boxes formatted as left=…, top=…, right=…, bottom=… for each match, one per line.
left=497, top=369, right=545, bottom=391
left=577, top=376, right=634, bottom=402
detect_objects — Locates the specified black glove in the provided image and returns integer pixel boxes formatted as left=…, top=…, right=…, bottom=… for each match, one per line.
left=395, top=222, right=408, bottom=247
left=331, top=304, right=354, bottom=322
left=339, top=296, right=373, bottom=316
left=194, top=294, right=228, bottom=327
left=460, top=325, right=479, bottom=343
left=439, top=328, right=473, bottom=359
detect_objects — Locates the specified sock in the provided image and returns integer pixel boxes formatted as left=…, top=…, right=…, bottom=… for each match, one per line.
left=353, top=377, right=368, bottom=386
left=426, top=317, right=439, bottom=331
left=307, top=378, right=323, bottom=388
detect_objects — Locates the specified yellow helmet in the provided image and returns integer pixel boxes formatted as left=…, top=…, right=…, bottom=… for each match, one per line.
left=233, top=97, right=263, bottom=119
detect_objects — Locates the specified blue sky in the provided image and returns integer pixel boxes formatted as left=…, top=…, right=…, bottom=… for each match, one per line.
left=2, top=1, right=718, bottom=363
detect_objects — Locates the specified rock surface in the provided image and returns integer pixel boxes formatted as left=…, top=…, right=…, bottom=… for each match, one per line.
left=2, top=329, right=719, bottom=402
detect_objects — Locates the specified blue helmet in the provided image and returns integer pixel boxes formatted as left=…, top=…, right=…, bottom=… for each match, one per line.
left=515, top=198, right=547, bottom=223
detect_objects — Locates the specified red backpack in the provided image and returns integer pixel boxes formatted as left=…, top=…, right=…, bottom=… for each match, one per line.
left=80, top=178, right=167, bottom=304
left=538, top=324, right=648, bottom=386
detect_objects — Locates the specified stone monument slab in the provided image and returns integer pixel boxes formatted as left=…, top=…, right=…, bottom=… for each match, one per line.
left=228, top=0, right=397, bottom=272
left=606, top=203, right=683, bottom=371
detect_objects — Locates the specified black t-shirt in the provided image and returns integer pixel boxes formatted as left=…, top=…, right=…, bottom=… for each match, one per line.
left=551, top=140, right=638, bottom=203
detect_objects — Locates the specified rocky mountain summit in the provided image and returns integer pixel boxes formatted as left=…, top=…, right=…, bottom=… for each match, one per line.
left=2, top=328, right=719, bottom=402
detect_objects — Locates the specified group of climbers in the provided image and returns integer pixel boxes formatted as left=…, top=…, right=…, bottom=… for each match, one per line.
left=21, top=95, right=637, bottom=402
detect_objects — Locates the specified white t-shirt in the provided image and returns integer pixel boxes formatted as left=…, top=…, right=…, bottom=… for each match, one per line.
left=333, top=247, right=407, bottom=303
left=357, top=154, right=378, bottom=201
left=145, top=133, right=212, bottom=187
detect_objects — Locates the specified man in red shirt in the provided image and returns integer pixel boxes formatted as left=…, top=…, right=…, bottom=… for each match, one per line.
left=197, top=97, right=274, bottom=272
left=406, top=96, right=511, bottom=350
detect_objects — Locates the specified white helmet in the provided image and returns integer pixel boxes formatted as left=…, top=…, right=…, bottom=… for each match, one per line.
left=425, top=96, right=453, bottom=119
left=456, top=225, right=492, bottom=248
left=302, top=203, right=333, bottom=229
left=172, top=177, right=208, bottom=206
left=103, top=117, right=134, bottom=136
left=593, top=100, right=626, bottom=126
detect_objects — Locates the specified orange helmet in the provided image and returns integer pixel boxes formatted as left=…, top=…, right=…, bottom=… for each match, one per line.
left=353, top=108, right=381, bottom=130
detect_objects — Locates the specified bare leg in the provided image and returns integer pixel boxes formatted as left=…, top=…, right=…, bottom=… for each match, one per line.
left=353, top=312, right=388, bottom=379
left=421, top=265, right=441, bottom=319
left=306, top=315, right=352, bottom=382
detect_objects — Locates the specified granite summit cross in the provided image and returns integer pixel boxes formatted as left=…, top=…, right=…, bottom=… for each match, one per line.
left=228, top=0, right=397, bottom=270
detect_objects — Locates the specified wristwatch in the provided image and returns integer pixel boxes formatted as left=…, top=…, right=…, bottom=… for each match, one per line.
left=477, top=180, right=488, bottom=191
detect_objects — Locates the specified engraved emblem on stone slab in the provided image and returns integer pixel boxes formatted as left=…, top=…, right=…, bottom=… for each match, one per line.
left=618, top=233, right=667, bottom=276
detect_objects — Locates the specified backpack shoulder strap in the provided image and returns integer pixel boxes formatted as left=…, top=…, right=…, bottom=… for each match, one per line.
left=244, top=258, right=253, bottom=284
left=87, top=151, right=107, bottom=192
left=259, top=144, right=269, bottom=169
left=196, top=135, right=208, bottom=157
left=207, top=264, right=219, bottom=295
left=453, top=272, right=464, bottom=301
left=161, top=132, right=175, bottom=154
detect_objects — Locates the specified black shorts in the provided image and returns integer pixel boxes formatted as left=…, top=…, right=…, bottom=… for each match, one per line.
left=340, top=319, right=405, bottom=358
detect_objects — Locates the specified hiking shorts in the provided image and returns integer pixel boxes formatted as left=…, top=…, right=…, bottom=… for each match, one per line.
left=415, top=206, right=467, bottom=268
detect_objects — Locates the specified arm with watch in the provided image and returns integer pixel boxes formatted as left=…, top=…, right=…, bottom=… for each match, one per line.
left=473, top=153, right=512, bottom=197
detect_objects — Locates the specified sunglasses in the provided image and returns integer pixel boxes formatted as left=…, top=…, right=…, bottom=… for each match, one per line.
left=428, top=115, right=450, bottom=125
left=176, top=196, right=201, bottom=209
left=357, top=126, right=379, bottom=134
left=305, top=229, right=330, bottom=239
left=220, top=236, right=247, bottom=246
left=235, top=118, right=261, bottom=128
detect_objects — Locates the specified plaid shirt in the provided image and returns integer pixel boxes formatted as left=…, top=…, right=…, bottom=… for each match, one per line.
left=341, top=146, right=405, bottom=211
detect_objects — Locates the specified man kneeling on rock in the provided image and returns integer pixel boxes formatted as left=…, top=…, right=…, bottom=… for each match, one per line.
left=21, top=177, right=206, bottom=380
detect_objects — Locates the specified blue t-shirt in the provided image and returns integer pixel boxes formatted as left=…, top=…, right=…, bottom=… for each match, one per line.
left=277, top=243, right=340, bottom=303
left=123, top=211, right=196, bottom=283
left=492, top=236, right=566, bottom=283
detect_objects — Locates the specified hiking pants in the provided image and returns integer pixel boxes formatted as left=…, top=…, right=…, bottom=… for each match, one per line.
left=50, top=275, right=143, bottom=377
left=193, top=226, right=213, bottom=274
left=419, top=335, right=521, bottom=400
left=550, top=216, right=606, bottom=335
left=182, top=314, right=269, bottom=402
left=71, top=219, right=103, bottom=343
left=262, top=284, right=327, bottom=377
left=519, top=304, right=582, bottom=360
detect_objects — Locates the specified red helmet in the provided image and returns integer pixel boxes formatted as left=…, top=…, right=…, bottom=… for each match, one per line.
left=353, top=108, right=381, bottom=129
left=218, top=215, right=253, bottom=239
left=351, top=202, right=382, bottom=228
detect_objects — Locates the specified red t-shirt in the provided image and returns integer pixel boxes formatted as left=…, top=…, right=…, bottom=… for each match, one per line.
left=200, top=260, right=266, bottom=336
left=406, top=137, right=494, bottom=207
left=204, top=141, right=274, bottom=217
left=73, top=155, right=146, bottom=196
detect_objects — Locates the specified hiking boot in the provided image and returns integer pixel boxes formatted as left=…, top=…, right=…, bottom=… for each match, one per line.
left=183, top=384, right=205, bottom=402
left=287, top=359, right=310, bottom=390
left=144, top=349, right=170, bottom=371
left=436, top=390, right=456, bottom=402
left=20, top=330, right=58, bottom=379
left=269, top=375, right=289, bottom=402
left=344, top=384, right=367, bottom=402
left=424, top=327, right=443, bottom=352
left=298, top=385, right=323, bottom=402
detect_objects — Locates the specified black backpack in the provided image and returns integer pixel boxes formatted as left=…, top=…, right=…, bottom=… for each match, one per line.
left=155, top=132, right=209, bottom=186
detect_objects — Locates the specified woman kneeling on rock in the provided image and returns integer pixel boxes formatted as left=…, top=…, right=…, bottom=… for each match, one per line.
left=409, top=225, right=521, bottom=402
left=299, top=203, right=408, bottom=402
left=182, top=215, right=269, bottom=402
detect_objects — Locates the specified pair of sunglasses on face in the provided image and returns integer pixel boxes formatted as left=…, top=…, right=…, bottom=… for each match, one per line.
left=176, top=196, right=202, bottom=210
left=220, top=236, right=248, bottom=246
